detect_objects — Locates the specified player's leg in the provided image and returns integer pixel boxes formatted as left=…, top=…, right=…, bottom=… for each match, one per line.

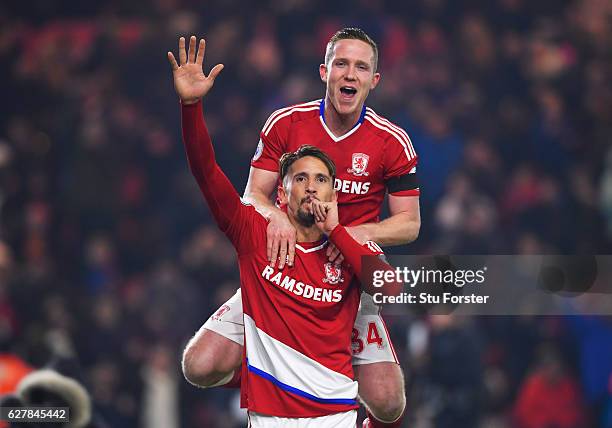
left=182, top=289, right=244, bottom=387
left=352, top=295, right=405, bottom=427
left=354, top=362, right=405, bottom=427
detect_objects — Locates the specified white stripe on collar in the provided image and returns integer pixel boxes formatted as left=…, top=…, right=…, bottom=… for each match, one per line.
left=319, top=116, right=362, bottom=142
left=295, top=241, right=328, bottom=253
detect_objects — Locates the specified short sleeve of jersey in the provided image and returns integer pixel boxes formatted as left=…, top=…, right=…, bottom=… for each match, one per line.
left=362, top=240, right=385, bottom=255
left=362, top=240, right=390, bottom=265
left=250, top=110, right=290, bottom=172
left=354, top=241, right=388, bottom=292
left=342, top=240, right=385, bottom=280
left=382, top=126, right=420, bottom=197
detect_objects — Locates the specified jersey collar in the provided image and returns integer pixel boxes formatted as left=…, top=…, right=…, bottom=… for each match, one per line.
left=318, top=99, right=366, bottom=143
left=295, top=240, right=328, bottom=254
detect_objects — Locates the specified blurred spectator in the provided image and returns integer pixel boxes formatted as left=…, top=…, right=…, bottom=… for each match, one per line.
left=600, top=148, right=612, bottom=238
left=408, top=315, right=483, bottom=427
left=141, top=344, right=179, bottom=428
left=0, top=353, right=32, bottom=395
left=565, top=316, right=612, bottom=425
left=513, top=344, right=587, bottom=428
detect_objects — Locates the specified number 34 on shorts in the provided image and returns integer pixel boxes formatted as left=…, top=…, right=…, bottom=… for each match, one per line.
left=351, top=322, right=384, bottom=354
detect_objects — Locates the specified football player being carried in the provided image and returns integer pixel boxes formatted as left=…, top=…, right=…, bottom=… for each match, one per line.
left=168, top=35, right=403, bottom=427
left=180, top=28, right=420, bottom=428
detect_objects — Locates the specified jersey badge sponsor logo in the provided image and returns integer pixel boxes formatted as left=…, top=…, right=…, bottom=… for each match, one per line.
left=323, top=262, right=345, bottom=284
left=347, top=153, right=370, bottom=177
left=252, top=139, right=264, bottom=161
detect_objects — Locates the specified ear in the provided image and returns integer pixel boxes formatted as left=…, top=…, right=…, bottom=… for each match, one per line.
left=277, top=184, right=288, bottom=205
left=370, top=72, right=381, bottom=90
left=319, top=64, right=328, bottom=83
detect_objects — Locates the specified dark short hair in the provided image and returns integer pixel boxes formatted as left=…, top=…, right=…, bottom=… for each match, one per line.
left=325, top=27, right=379, bottom=71
left=279, top=145, right=336, bottom=183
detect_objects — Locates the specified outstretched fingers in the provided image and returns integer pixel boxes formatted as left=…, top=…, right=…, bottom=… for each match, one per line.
left=195, top=39, right=205, bottom=65
left=178, top=37, right=187, bottom=65
left=173, top=35, right=222, bottom=76
left=167, top=52, right=179, bottom=70
left=207, top=64, right=224, bottom=81
left=188, top=35, right=197, bottom=63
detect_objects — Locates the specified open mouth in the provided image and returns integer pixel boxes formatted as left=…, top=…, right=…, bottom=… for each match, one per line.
left=340, top=86, right=357, bottom=97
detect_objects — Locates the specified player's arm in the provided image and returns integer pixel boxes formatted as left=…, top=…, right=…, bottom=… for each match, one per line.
left=325, top=179, right=420, bottom=264
left=243, top=167, right=280, bottom=218
left=312, top=200, right=402, bottom=296
left=168, top=36, right=254, bottom=249
left=243, top=167, right=297, bottom=268
left=346, top=132, right=421, bottom=246
left=180, top=101, right=239, bottom=231
left=347, top=194, right=420, bottom=246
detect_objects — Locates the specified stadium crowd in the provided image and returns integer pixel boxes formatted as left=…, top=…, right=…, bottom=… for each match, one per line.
left=1, top=0, right=612, bottom=426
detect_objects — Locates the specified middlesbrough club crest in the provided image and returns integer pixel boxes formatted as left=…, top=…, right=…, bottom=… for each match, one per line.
left=323, top=262, right=345, bottom=284
left=211, top=304, right=231, bottom=321
left=347, top=153, right=370, bottom=177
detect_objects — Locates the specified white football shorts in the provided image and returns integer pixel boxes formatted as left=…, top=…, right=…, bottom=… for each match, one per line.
left=203, top=289, right=398, bottom=365
left=248, top=410, right=357, bottom=428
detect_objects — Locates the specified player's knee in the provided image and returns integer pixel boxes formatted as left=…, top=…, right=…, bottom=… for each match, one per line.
left=366, top=385, right=405, bottom=422
left=359, top=364, right=406, bottom=422
left=182, top=341, right=218, bottom=387
left=181, top=329, right=242, bottom=388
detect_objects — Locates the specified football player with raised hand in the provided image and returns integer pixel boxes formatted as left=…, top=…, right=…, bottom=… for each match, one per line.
left=181, top=29, right=420, bottom=428
left=169, top=35, right=403, bottom=427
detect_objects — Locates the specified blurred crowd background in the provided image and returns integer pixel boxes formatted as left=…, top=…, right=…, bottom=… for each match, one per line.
left=1, top=0, right=612, bottom=427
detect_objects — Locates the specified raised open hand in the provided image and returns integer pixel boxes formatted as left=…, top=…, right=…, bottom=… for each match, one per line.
left=167, top=36, right=224, bottom=104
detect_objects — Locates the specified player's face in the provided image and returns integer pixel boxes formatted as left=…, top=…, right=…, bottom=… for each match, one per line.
left=320, top=39, right=381, bottom=119
left=278, top=156, right=335, bottom=227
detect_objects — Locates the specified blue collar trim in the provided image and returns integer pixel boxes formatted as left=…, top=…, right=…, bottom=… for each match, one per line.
left=319, top=99, right=366, bottom=129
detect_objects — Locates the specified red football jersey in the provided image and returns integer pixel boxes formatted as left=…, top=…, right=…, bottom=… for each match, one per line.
left=252, top=99, right=419, bottom=226
left=181, top=101, right=387, bottom=418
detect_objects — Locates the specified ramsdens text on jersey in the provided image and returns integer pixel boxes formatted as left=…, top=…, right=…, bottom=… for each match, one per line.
left=261, top=265, right=343, bottom=303
left=334, top=178, right=371, bottom=195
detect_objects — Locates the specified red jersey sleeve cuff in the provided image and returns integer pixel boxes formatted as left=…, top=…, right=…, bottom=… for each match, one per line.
left=328, top=225, right=361, bottom=258
left=180, top=99, right=201, bottom=106
left=180, top=99, right=203, bottom=115
left=250, top=161, right=279, bottom=172
left=329, top=224, right=348, bottom=242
